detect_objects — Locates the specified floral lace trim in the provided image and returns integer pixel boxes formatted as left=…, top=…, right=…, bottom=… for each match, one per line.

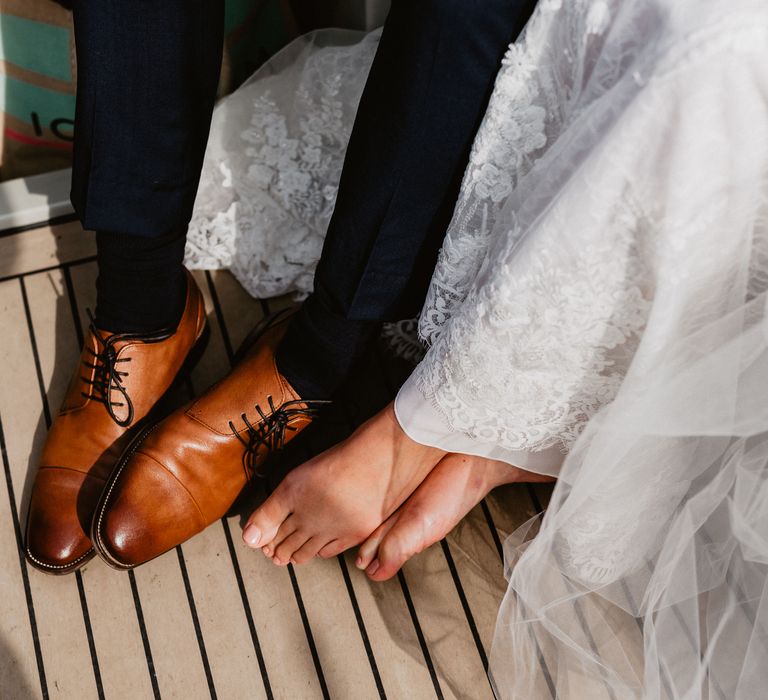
left=185, top=32, right=380, bottom=299
left=414, top=198, right=653, bottom=454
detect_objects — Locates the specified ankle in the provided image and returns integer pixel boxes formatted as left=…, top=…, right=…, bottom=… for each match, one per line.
left=383, top=403, right=443, bottom=454
left=95, top=228, right=188, bottom=334
left=95, top=271, right=187, bottom=334
left=461, top=456, right=522, bottom=492
left=274, top=295, right=380, bottom=400
left=486, top=460, right=556, bottom=489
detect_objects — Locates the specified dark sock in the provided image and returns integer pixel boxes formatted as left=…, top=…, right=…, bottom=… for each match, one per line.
left=275, top=293, right=379, bottom=400
left=95, top=228, right=188, bottom=334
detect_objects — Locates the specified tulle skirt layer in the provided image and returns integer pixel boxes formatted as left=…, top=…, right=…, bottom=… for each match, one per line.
left=186, top=2, right=768, bottom=696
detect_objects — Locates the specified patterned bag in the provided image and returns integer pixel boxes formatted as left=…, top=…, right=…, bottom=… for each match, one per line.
left=0, top=0, right=296, bottom=181
left=0, top=0, right=75, bottom=179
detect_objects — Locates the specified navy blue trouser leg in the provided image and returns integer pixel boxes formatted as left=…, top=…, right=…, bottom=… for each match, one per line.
left=70, top=1, right=224, bottom=332
left=277, top=0, right=537, bottom=398
left=70, top=0, right=224, bottom=239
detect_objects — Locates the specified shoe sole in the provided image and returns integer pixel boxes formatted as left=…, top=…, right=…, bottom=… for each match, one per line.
left=90, top=420, right=163, bottom=571
left=25, top=545, right=98, bottom=576
left=90, top=308, right=296, bottom=571
left=25, top=321, right=211, bottom=576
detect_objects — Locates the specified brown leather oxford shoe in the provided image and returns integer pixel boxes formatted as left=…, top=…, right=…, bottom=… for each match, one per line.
left=91, top=310, right=327, bottom=570
left=24, top=271, right=208, bottom=574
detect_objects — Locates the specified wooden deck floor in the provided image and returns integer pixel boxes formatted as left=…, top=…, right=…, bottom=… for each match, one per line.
left=0, top=217, right=555, bottom=699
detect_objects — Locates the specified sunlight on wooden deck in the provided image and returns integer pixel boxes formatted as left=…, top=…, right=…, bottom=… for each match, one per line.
left=0, top=218, right=557, bottom=699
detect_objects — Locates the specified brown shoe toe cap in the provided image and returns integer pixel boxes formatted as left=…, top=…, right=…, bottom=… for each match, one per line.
left=93, top=452, right=206, bottom=569
left=25, top=467, right=100, bottom=574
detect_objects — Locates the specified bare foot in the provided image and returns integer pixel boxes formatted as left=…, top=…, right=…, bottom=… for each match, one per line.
left=355, top=453, right=555, bottom=581
left=241, top=403, right=447, bottom=565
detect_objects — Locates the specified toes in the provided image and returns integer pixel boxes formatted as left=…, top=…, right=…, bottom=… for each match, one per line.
left=291, top=537, right=323, bottom=565
left=356, top=512, right=400, bottom=571
left=317, top=539, right=346, bottom=559
left=243, top=489, right=291, bottom=549
left=367, top=528, right=417, bottom=582
left=272, top=531, right=310, bottom=566
left=262, top=516, right=297, bottom=558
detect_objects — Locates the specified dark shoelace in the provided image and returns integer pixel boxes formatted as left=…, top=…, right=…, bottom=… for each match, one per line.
left=230, top=396, right=330, bottom=478
left=80, top=309, right=134, bottom=426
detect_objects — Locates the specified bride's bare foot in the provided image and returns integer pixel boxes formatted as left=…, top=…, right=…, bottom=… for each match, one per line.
left=355, top=453, right=555, bottom=581
left=242, top=402, right=447, bottom=565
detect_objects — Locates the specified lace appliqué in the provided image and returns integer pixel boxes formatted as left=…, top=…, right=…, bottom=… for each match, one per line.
left=557, top=469, right=690, bottom=584
left=380, top=320, right=425, bottom=366
left=414, top=205, right=653, bottom=454
left=185, top=32, right=380, bottom=299
left=418, top=21, right=554, bottom=346
left=413, top=1, right=671, bottom=454
left=417, top=0, right=621, bottom=347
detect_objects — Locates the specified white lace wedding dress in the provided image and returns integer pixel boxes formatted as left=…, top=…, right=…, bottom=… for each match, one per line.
left=187, top=1, right=768, bottom=697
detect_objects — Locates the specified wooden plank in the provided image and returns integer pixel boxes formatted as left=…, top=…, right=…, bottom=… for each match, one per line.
left=523, top=486, right=643, bottom=698
left=288, top=556, right=383, bottom=699
left=442, top=496, right=533, bottom=653
left=0, top=286, right=46, bottom=700
left=210, top=270, right=425, bottom=697
left=221, top=519, right=328, bottom=699
left=199, top=270, right=327, bottom=699
left=175, top=269, right=282, bottom=700
left=67, top=262, right=213, bottom=699
left=486, top=485, right=626, bottom=700
left=130, top=548, right=218, bottom=698
left=196, top=269, right=267, bottom=353
left=66, top=260, right=97, bottom=334
left=0, top=248, right=560, bottom=699
left=397, top=547, right=495, bottom=700
left=0, top=416, right=42, bottom=698
left=360, top=346, right=497, bottom=699
left=23, top=268, right=155, bottom=699
left=0, top=276, right=99, bottom=698
left=481, top=486, right=564, bottom=700
left=0, top=221, right=94, bottom=281
left=339, top=552, right=438, bottom=698
left=295, top=404, right=437, bottom=700
left=352, top=334, right=501, bottom=698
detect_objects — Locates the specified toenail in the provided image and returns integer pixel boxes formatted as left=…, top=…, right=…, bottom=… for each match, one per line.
left=262, top=546, right=272, bottom=556
left=243, top=524, right=261, bottom=547
left=366, top=559, right=380, bottom=576
left=355, top=556, right=365, bottom=569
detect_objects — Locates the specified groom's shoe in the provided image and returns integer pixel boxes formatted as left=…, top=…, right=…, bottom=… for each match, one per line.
left=91, top=310, right=327, bottom=570
left=24, top=271, right=208, bottom=574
